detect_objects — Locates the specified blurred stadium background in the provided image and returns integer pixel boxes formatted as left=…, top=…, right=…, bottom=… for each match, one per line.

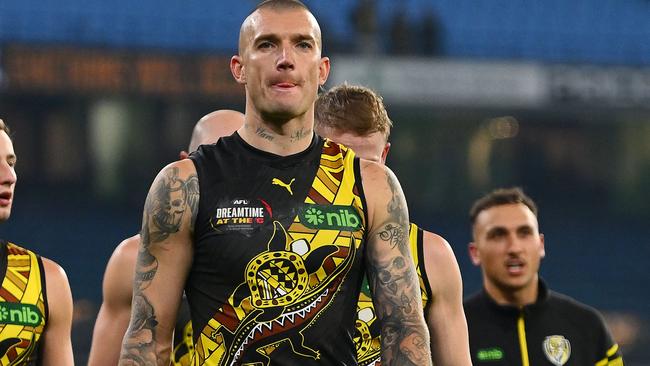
left=1, top=0, right=649, bottom=363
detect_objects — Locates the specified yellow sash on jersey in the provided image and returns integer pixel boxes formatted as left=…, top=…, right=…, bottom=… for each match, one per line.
left=0, top=242, right=46, bottom=365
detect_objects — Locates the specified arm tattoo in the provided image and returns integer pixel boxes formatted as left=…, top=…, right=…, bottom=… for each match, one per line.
left=386, top=172, right=408, bottom=244
left=119, top=295, right=160, bottom=365
left=379, top=224, right=407, bottom=249
left=120, top=167, right=198, bottom=365
left=367, top=171, right=432, bottom=366
left=148, top=167, right=195, bottom=243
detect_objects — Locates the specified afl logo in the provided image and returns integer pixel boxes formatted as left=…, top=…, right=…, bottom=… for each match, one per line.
left=210, top=198, right=273, bottom=236
left=543, top=335, right=571, bottom=366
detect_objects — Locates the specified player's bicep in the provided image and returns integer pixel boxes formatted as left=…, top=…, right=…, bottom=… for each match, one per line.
left=424, top=233, right=464, bottom=309
left=135, top=162, right=196, bottom=307
left=41, top=258, right=74, bottom=366
left=102, top=238, right=138, bottom=308
left=363, top=163, right=414, bottom=308
left=422, top=233, right=471, bottom=365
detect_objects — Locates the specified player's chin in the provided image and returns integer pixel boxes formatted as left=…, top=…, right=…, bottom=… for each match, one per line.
left=502, top=275, right=534, bottom=290
left=264, top=103, right=306, bottom=121
left=0, top=213, right=10, bottom=223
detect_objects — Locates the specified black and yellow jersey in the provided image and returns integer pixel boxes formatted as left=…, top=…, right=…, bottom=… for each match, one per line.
left=464, top=279, right=624, bottom=366
left=188, top=134, right=367, bottom=365
left=0, top=240, right=47, bottom=366
left=354, top=223, right=432, bottom=366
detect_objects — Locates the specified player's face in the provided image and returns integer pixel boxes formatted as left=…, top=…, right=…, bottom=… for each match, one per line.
left=0, top=131, right=17, bottom=222
left=470, top=203, right=545, bottom=296
left=233, top=8, right=330, bottom=121
left=319, top=128, right=389, bottom=164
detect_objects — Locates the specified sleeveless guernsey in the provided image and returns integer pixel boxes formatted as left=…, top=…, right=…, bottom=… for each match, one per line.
left=188, top=133, right=367, bottom=365
left=0, top=240, right=47, bottom=365
left=354, top=223, right=432, bottom=366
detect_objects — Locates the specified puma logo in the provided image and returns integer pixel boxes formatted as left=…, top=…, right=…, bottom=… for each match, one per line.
left=272, top=178, right=295, bottom=195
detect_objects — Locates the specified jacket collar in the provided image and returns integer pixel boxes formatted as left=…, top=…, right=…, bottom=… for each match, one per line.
left=481, top=278, right=550, bottom=315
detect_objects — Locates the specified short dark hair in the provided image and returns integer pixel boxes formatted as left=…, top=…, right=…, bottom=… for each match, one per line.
left=255, top=0, right=309, bottom=12
left=315, top=84, right=393, bottom=141
left=469, top=187, right=538, bottom=225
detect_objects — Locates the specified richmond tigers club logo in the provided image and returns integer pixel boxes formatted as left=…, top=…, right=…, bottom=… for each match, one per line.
left=543, top=335, right=571, bottom=366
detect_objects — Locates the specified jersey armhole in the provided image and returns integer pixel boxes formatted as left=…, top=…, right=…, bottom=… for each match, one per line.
left=36, top=255, right=49, bottom=327
left=353, top=156, right=369, bottom=245
left=188, top=153, right=203, bottom=246
left=415, top=226, right=434, bottom=303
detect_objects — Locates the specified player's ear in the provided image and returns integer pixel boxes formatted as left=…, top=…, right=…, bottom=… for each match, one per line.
left=468, top=242, right=481, bottom=266
left=380, top=142, right=391, bottom=164
left=231, top=55, right=246, bottom=84
left=179, top=150, right=189, bottom=160
left=318, top=56, right=330, bottom=86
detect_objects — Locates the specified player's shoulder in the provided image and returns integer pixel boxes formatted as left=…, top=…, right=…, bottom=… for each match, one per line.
left=109, top=234, right=140, bottom=267
left=359, top=158, right=391, bottom=176
left=421, top=229, right=450, bottom=249
left=548, top=290, right=607, bottom=324
left=161, top=158, right=197, bottom=177
left=359, top=162, right=406, bottom=228
left=40, top=256, right=68, bottom=280
left=419, top=228, right=458, bottom=267
left=359, top=160, right=399, bottom=195
left=147, top=160, right=199, bottom=201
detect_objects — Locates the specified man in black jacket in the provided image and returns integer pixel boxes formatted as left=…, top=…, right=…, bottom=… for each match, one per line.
left=464, top=187, right=623, bottom=366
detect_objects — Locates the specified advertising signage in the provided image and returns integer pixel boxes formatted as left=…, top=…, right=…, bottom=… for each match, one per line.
left=1, top=44, right=244, bottom=98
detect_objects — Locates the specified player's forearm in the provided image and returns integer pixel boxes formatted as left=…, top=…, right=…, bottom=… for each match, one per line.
left=369, top=246, right=432, bottom=366
left=118, top=247, right=170, bottom=365
left=118, top=292, right=171, bottom=366
left=429, top=312, right=471, bottom=366
left=367, top=221, right=432, bottom=365
left=366, top=168, right=432, bottom=365
left=88, top=312, right=129, bottom=366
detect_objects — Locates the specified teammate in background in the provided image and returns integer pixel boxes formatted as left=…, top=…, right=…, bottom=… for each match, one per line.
left=119, top=0, right=430, bottom=365
left=315, top=84, right=472, bottom=366
left=181, top=110, right=247, bottom=160
left=465, top=187, right=623, bottom=365
left=0, top=119, right=74, bottom=365
left=88, top=110, right=244, bottom=366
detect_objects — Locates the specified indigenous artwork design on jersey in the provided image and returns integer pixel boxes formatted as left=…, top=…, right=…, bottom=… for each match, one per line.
left=0, top=243, right=46, bottom=365
left=193, top=140, right=366, bottom=366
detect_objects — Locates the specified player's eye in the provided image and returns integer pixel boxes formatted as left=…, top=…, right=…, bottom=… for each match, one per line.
left=297, top=41, right=313, bottom=49
left=258, top=41, right=274, bottom=49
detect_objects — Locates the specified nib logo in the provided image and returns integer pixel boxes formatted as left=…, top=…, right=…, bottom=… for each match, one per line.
left=0, top=302, right=43, bottom=327
left=304, top=207, right=325, bottom=226
left=299, top=205, right=361, bottom=231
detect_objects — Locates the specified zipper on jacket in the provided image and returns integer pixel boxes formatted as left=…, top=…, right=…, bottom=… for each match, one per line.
left=517, top=311, right=530, bottom=366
